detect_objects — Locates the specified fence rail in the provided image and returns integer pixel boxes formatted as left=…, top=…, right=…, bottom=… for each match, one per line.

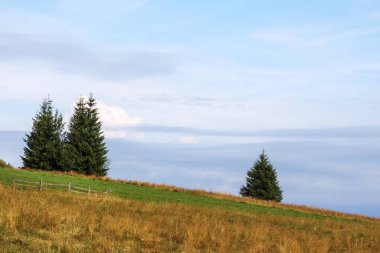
left=12, top=177, right=111, bottom=196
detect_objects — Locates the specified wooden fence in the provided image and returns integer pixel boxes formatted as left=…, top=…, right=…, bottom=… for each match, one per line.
left=12, top=178, right=111, bottom=196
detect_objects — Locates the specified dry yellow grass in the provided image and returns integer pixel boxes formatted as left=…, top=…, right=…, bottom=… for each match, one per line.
left=0, top=184, right=379, bottom=253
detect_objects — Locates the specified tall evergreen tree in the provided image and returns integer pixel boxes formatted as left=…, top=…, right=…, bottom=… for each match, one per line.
left=240, top=150, right=283, bottom=202
left=65, top=95, right=109, bottom=176
left=21, top=97, right=64, bottom=171
left=62, top=97, right=87, bottom=172
left=86, top=94, right=109, bottom=176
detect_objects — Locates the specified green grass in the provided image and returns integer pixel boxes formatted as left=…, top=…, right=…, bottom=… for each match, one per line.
left=0, top=167, right=367, bottom=223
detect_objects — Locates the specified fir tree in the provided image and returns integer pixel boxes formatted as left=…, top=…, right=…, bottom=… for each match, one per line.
left=240, top=150, right=283, bottom=202
left=86, top=94, right=109, bottom=176
left=65, top=95, right=109, bottom=176
left=65, top=96, right=89, bottom=174
left=21, top=97, right=64, bottom=171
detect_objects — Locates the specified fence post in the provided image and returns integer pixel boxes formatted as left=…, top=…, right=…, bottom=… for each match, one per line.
left=88, top=186, right=91, bottom=196
left=39, top=179, right=43, bottom=191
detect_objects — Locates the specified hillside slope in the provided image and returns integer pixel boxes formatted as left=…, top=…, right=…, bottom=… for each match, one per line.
left=0, top=168, right=379, bottom=252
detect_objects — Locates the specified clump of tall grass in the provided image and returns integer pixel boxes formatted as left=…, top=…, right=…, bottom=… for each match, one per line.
left=0, top=184, right=379, bottom=252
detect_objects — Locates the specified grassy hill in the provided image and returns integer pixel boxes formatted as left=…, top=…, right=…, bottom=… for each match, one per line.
left=0, top=167, right=379, bottom=252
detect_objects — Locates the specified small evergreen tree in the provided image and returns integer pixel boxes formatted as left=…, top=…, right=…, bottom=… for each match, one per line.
left=65, top=95, right=109, bottom=176
left=21, top=97, right=64, bottom=171
left=240, top=150, right=283, bottom=202
left=0, top=158, right=15, bottom=169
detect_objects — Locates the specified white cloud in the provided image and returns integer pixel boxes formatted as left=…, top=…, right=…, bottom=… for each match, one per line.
left=97, top=102, right=142, bottom=128
left=95, top=101, right=144, bottom=141
left=178, top=136, right=198, bottom=144
left=103, top=129, right=144, bottom=141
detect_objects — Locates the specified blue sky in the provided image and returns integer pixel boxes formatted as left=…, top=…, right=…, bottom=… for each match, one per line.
left=0, top=1, right=379, bottom=217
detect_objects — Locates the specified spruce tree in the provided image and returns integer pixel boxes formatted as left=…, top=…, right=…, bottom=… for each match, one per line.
left=86, top=94, right=109, bottom=176
left=21, top=97, right=64, bottom=171
left=65, top=96, right=89, bottom=174
left=240, top=150, right=283, bottom=202
left=61, top=97, right=84, bottom=172
left=65, top=95, right=109, bottom=176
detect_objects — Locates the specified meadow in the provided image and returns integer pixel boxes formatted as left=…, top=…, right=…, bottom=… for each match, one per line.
left=0, top=167, right=379, bottom=252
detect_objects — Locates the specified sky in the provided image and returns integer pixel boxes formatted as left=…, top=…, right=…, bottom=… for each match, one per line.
left=0, top=0, right=379, bottom=217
